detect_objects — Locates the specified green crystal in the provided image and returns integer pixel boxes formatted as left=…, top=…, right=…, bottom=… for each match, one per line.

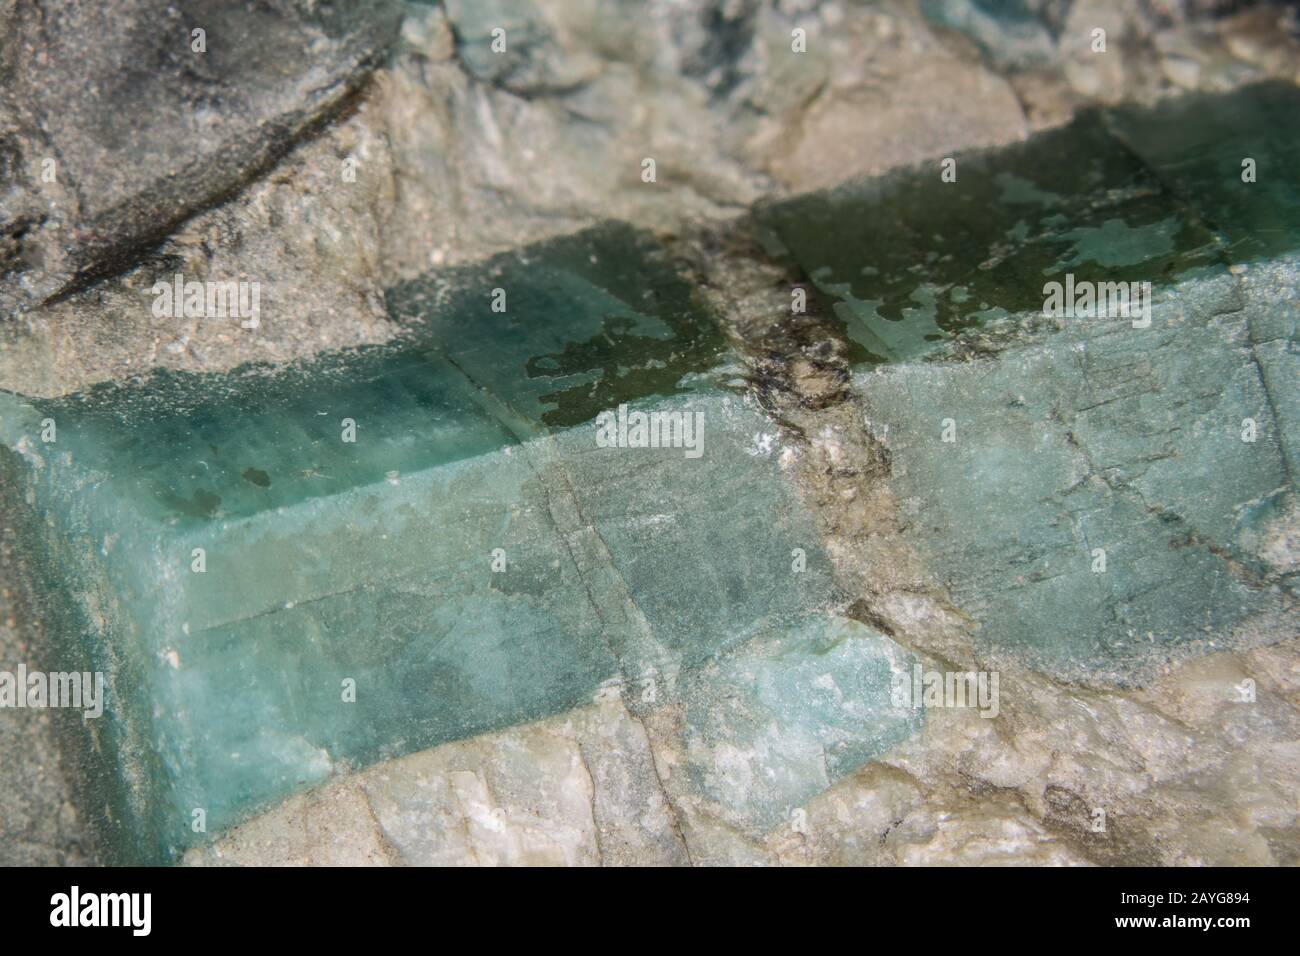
left=757, top=108, right=1224, bottom=364
left=757, top=82, right=1299, bottom=681
left=5, top=82, right=1295, bottom=863
left=682, top=617, right=919, bottom=829
left=0, top=224, right=916, bottom=861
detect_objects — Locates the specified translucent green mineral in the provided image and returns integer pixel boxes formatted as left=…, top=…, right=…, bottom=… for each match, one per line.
left=0, top=224, right=917, bottom=861
left=4, top=82, right=1295, bottom=864
left=760, top=82, right=1298, bottom=682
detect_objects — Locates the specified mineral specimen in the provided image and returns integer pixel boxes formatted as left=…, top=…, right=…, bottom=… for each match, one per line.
left=0, top=223, right=917, bottom=862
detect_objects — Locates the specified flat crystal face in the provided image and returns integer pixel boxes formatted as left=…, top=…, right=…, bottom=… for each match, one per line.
left=21, top=350, right=517, bottom=526
left=1107, top=82, right=1300, bottom=264
left=22, top=224, right=727, bottom=529
left=758, top=109, right=1224, bottom=363
left=386, top=223, right=730, bottom=430
left=852, top=284, right=1293, bottom=682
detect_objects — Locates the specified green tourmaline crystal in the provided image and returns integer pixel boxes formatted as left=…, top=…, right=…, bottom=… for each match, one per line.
left=0, top=223, right=917, bottom=862
left=3, top=82, right=1295, bottom=862
left=758, top=82, right=1298, bottom=682
left=757, top=108, right=1224, bottom=364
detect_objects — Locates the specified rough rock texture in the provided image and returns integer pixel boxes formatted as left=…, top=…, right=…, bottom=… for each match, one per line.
left=0, top=0, right=404, bottom=314
left=187, top=634, right=1297, bottom=866
left=2, top=0, right=1298, bottom=866
left=12, top=1, right=1299, bottom=400
left=185, top=698, right=690, bottom=866
left=0, top=449, right=92, bottom=865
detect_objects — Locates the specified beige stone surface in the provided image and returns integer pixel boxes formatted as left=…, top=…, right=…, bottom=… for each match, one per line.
left=184, top=698, right=689, bottom=867
left=4, top=0, right=1298, bottom=867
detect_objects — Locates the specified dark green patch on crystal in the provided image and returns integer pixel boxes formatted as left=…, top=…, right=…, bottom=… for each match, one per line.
left=387, top=222, right=730, bottom=428
left=1107, top=82, right=1300, bottom=264
left=756, top=103, right=1247, bottom=362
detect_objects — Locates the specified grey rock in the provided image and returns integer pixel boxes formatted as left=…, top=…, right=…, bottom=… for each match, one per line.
left=0, top=447, right=93, bottom=865
left=0, top=0, right=403, bottom=316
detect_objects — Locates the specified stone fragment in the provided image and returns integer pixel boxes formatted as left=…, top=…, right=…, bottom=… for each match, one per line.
left=0, top=0, right=404, bottom=314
